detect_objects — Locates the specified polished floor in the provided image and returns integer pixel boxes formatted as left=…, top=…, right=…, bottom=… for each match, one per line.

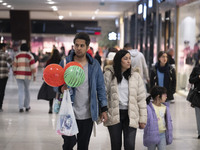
left=0, top=68, right=200, bottom=150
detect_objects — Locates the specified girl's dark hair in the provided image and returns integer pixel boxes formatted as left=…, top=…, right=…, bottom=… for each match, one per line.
left=146, top=86, right=167, bottom=104
left=113, top=50, right=131, bottom=83
left=157, top=51, right=167, bottom=62
left=73, top=32, right=90, bottom=46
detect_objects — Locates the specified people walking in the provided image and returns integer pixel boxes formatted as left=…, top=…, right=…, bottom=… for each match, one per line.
left=104, top=50, right=147, bottom=150
left=150, top=51, right=176, bottom=103
left=13, top=43, right=36, bottom=112
left=0, top=43, right=12, bottom=112
left=58, top=32, right=108, bottom=150
left=189, top=57, right=200, bottom=139
left=144, top=86, right=173, bottom=150
left=37, top=48, right=61, bottom=114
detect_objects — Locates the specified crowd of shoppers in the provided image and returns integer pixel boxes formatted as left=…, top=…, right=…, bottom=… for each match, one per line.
left=3, top=31, right=200, bottom=150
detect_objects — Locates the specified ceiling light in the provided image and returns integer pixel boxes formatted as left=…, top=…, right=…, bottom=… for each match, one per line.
left=7, top=5, right=11, bottom=8
left=51, top=6, right=57, bottom=11
left=58, top=15, right=64, bottom=20
left=0, top=0, right=3, bottom=3
left=95, top=9, right=99, bottom=14
left=2, top=2, right=7, bottom=5
left=47, top=1, right=55, bottom=4
left=92, top=16, right=95, bottom=20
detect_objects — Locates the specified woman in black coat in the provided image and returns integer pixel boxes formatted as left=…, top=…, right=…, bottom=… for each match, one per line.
left=38, top=49, right=61, bottom=113
left=150, top=51, right=176, bottom=102
left=189, top=59, right=200, bottom=139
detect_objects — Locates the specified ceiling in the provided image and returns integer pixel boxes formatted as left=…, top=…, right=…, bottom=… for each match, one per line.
left=0, top=0, right=139, bottom=20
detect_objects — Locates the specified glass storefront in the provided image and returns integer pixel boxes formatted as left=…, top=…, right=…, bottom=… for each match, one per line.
left=177, top=1, right=200, bottom=95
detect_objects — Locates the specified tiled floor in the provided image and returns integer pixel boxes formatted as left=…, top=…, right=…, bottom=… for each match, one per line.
left=0, top=68, right=200, bottom=150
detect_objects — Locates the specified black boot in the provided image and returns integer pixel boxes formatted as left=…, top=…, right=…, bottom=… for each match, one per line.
left=48, top=99, right=53, bottom=114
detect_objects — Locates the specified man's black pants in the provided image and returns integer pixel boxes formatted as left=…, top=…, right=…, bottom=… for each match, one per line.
left=62, top=118, right=93, bottom=150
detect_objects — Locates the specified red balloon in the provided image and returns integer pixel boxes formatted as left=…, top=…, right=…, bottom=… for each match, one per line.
left=64, top=61, right=83, bottom=71
left=43, top=64, right=65, bottom=87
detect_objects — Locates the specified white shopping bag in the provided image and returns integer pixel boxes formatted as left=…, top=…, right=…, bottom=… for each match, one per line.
left=56, top=90, right=79, bottom=136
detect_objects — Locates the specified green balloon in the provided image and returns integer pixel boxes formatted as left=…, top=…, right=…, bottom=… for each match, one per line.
left=64, top=65, right=85, bottom=87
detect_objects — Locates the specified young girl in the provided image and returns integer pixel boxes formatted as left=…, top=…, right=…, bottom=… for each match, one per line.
left=143, top=86, right=173, bottom=150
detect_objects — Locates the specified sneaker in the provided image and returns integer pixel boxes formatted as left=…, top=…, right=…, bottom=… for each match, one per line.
left=170, top=99, right=175, bottom=103
left=19, top=109, right=24, bottom=113
left=25, top=107, right=31, bottom=112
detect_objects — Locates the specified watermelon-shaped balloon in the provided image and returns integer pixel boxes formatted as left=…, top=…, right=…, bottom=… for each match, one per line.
left=64, top=65, right=85, bottom=87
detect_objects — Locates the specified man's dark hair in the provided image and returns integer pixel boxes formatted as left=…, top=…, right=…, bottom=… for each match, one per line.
left=113, top=50, right=131, bottom=83
left=0, top=43, right=6, bottom=49
left=124, top=43, right=132, bottom=49
left=20, top=43, right=29, bottom=52
left=73, top=32, right=90, bottom=46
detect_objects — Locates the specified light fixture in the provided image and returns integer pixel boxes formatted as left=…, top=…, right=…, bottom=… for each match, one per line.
left=47, top=1, right=55, bottom=4
left=2, top=2, right=7, bottom=5
left=92, top=16, right=95, bottom=20
left=7, top=5, right=11, bottom=8
left=51, top=6, right=57, bottom=11
left=59, top=15, right=64, bottom=20
left=0, top=0, right=3, bottom=3
left=95, top=9, right=99, bottom=14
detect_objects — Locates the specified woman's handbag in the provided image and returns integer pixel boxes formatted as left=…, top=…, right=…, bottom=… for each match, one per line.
left=37, top=82, right=56, bottom=100
left=186, top=85, right=200, bottom=108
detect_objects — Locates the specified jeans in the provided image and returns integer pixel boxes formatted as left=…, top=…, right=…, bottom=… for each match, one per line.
left=148, top=132, right=166, bottom=150
left=108, top=110, right=137, bottom=150
left=195, top=107, right=200, bottom=136
left=62, top=118, right=93, bottom=150
left=0, top=77, right=8, bottom=108
left=16, top=79, right=31, bottom=109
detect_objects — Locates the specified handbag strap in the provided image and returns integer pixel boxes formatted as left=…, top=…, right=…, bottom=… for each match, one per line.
left=63, top=58, right=66, bottom=67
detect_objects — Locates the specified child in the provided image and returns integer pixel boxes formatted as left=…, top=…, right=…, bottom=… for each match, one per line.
left=143, top=86, right=173, bottom=150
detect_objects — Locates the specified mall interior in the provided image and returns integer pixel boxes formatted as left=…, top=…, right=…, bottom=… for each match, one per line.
left=0, top=0, right=200, bottom=150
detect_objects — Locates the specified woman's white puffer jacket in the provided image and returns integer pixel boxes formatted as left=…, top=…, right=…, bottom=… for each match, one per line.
left=104, top=66, right=147, bottom=128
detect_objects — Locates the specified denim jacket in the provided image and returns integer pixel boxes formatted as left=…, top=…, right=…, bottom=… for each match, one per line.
left=59, top=51, right=107, bottom=121
left=143, top=102, right=173, bottom=147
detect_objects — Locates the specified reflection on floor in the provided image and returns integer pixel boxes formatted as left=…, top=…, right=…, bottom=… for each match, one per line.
left=0, top=68, right=200, bottom=150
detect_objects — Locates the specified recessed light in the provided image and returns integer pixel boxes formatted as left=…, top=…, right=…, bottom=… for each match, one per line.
left=2, top=2, right=7, bottom=5
left=59, top=15, right=64, bottom=20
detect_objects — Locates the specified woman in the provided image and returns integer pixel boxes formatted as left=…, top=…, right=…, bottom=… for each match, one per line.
left=189, top=58, right=200, bottom=139
left=38, top=49, right=61, bottom=113
left=150, top=51, right=176, bottom=103
left=13, top=43, right=36, bottom=112
left=104, top=50, right=147, bottom=150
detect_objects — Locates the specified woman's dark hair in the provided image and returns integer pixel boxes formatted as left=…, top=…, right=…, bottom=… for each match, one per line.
left=20, top=43, right=29, bottom=52
left=113, top=50, right=131, bottom=83
left=73, top=32, right=90, bottom=46
left=146, top=86, right=167, bottom=104
left=46, top=49, right=61, bottom=65
left=157, top=51, right=167, bottom=62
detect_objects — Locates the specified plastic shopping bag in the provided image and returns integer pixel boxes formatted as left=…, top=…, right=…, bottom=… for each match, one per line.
left=53, top=93, right=63, bottom=114
left=56, top=90, right=79, bottom=136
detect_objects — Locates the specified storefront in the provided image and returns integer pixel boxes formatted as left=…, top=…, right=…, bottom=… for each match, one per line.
left=177, top=1, right=200, bottom=95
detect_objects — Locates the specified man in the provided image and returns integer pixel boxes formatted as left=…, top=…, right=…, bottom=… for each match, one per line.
left=167, top=48, right=175, bottom=66
left=0, top=43, right=12, bottom=112
left=124, top=43, right=150, bottom=88
left=59, top=32, right=108, bottom=150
